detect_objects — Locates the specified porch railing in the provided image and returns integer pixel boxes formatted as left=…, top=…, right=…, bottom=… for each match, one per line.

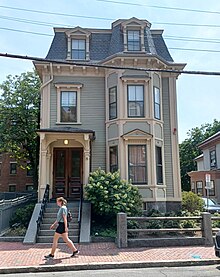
left=36, top=184, right=50, bottom=235
left=78, top=184, right=83, bottom=234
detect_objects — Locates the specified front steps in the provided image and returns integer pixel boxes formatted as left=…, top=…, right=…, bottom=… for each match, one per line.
left=37, top=202, right=80, bottom=243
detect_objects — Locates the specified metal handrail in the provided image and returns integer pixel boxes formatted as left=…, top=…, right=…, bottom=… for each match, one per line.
left=77, top=183, right=83, bottom=233
left=36, top=184, right=50, bottom=234
left=0, top=193, right=36, bottom=209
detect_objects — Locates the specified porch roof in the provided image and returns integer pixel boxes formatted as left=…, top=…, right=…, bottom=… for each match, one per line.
left=38, top=127, right=95, bottom=137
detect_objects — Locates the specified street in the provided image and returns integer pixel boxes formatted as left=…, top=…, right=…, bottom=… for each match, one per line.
left=1, top=265, right=220, bottom=277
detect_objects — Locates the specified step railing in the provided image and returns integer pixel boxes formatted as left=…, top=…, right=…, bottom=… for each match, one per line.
left=77, top=184, right=83, bottom=238
left=36, top=184, right=50, bottom=235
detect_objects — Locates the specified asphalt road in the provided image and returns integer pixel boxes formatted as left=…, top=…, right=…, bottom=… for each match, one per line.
left=1, top=265, right=220, bottom=277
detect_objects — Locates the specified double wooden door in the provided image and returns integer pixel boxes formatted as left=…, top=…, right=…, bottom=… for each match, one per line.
left=53, top=148, right=83, bottom=200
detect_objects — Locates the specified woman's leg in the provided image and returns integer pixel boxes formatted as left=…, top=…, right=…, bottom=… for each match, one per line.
left=61, top=232, right=77, bottom=252
left=51, top=232, right=61, bottom=255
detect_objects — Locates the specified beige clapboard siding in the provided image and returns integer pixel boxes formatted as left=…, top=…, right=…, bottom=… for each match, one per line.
left=50, top=76, right=106, bottom=171
left=162, top=77, right=174, bottom=197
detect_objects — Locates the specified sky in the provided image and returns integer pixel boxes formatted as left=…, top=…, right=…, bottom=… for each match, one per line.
left=0, top=0, right=220, bottom=142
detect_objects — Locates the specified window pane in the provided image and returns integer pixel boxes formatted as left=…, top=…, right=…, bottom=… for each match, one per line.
left=128, top=86, right=144, bottom=117
left=156, top=146, right=163, bottom=184
left=154, top=87, right=160, bottom=104
left=210, top=150, right=216, bottom=168
left=110, top=146, right=118, bottom=173
left=196, top=181, right=203, bottom=195
left=109, top=88, right=116, bottom=104
left=155, top=104, right=160, bottom=120
left=136, top=86, right=144, bottom=100
left=127, top=31, right=140, bottom=51
left=61, top=91, right=77, bottom=122
left=72, top=39, right=86, bottom=59
left=110, top=103, right=117, bottom=119
left=128, top=86, right=136, bottom=100
left=128, top=145, right=147, bottom=183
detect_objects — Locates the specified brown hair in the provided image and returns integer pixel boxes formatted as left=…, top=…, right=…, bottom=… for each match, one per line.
left=56, top=197, right=67, bottom=206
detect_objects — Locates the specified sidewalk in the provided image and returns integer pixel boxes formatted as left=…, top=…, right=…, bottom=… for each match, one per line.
left=0, top=242, right=220, bottom=274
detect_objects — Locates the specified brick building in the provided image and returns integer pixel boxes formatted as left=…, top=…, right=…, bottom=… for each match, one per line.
left=188, top=131, right=220, bottom=202
left=0, top=152, right=34, bottom=193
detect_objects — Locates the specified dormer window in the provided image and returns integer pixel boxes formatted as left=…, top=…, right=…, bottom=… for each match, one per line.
left=127, top=30, right=140, bottom=51
left=65, top=27, right=90, bottom=60
left=72, top=39, right=86, bottom=60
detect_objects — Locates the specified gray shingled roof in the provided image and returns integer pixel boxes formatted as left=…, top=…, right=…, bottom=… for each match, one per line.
left=46, top=21, right=174, bottom=63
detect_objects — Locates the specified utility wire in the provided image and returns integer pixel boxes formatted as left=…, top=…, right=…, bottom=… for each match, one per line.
left=0, top=27, right=53, bottom=37
left=1, top=52, right=220, bottom=76
left=96, top=0, right=220, bottom=15
left=1, top=4, right=220, bottom=29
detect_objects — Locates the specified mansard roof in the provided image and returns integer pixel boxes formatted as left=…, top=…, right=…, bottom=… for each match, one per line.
left=46, top=18, right=174, bottom=63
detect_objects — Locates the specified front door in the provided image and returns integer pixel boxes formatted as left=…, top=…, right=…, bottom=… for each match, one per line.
left=53, top=148, right=83, bottom=200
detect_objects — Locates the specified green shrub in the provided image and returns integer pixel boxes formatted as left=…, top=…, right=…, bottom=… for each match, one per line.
left=10, top=203, right=35, bottom=228
left=85, top=169, right=142, bottom=217
left=182, top=191, right=204, bottom=213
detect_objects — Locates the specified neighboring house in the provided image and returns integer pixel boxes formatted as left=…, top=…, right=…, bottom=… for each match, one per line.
left=188, top=131, right=220, bottom=202
left=0, top=152, right=34, bottom=192
left=34, top=17, right=186, bottom=211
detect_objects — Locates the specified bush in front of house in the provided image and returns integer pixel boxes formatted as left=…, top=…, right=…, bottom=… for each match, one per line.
left=85, top=168, right=142, bottom=218
left=182, top=191, right=204, bottom=213
left=9, top=202, right=35, bottom=228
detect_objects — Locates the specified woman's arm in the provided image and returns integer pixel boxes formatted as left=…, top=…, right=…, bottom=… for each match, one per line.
left=63, top=214, right=68, bottom=233
left=50, top=220, right=58, bottom=230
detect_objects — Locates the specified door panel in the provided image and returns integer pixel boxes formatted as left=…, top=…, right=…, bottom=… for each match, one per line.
left=53, top=148, right=83, bottom=199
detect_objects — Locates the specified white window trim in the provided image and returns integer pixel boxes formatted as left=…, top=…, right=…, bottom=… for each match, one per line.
left=66, top=31, right=90, bottom=60
left=55, top=83, right=83, bottom=125
left=122, top=25, right=145, bottom=52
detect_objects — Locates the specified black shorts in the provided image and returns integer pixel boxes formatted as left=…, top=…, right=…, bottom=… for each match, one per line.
left=55, top=222, right=66, bottom=234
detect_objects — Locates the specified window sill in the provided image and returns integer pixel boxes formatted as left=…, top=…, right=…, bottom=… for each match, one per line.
left=56, top=122, right=82, bottom=125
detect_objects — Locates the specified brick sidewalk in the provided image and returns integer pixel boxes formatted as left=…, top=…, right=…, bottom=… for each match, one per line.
left=0, top=242, right=218, bottom=269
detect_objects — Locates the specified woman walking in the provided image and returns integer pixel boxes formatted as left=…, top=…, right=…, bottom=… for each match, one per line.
left=44, top=197, right=79, bottom=259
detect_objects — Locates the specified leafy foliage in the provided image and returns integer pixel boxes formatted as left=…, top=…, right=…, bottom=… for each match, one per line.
left=180, top=119, right=220, bottom=191
left=10, top=203, right=35, bottom=228
left=85, top=168, right=142, bottom=218
left=182, top=191, right=204, bottom=213
left=0, top=71, right=41, bottom=188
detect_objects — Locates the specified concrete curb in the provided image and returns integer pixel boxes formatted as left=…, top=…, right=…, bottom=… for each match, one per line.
left=0, top=259, right=220, bottom=274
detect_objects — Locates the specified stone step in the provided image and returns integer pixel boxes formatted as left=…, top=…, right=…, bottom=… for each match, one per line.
left=45, top=208, right=79, bottom=213
left=40, top=223, right=79, bottom=230
left=43, top=212, right=78, bottom=218
left=37, top=236, right=79, bottom=243
left=42, top=218, right=78, bottom=224
left=46, top=202, right=79, bottom=208
left=39, top=229, right=79, bottom=236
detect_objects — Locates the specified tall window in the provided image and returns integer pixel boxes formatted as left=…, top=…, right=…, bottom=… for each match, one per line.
left=72, top=39, right=86, bottom=59
left=127, top=85, right=144, bottom=117
left=154, top=87, right=161, bottom=120
left=61, top=91, right=77, bottom=122
left=156, top=146, right=163, bottom=184
left=109, top=87, right=117, bottom=120
left=110, top=146, right=118, bottom=173
left=196, top=181, right=203, bottom=195
left=10, top=162, right=17, bottom=175
left=127, top=30, right=140, bottom=51
left=9, top=184, right=16, bottom=192
left=128, top=145, right=147, bottom=184
left=210, top=150, right=216, bottom=168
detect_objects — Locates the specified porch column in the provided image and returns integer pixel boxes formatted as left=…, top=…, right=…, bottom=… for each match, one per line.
left=83, top=134, right=91, bottom=185
left=39, top=150, right=47, bottom=201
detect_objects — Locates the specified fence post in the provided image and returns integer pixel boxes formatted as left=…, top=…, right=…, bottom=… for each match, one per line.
left=117, top=212, right=127, bottom=248
left=202, top=212, right=213, bottom=246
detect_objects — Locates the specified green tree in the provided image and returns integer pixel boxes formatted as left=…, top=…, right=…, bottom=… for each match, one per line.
left=0, top=71, right=41, bottom=189
left=182, top=191, right=204, bottom=213
left=180, top=119, right=220, bottom=191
